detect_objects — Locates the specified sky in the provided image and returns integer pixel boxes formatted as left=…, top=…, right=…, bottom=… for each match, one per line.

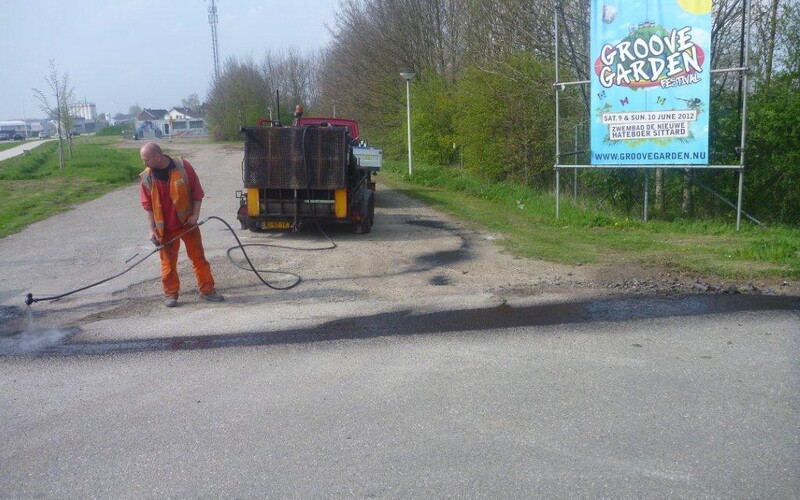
left=0, top=0, right=337, bottom=120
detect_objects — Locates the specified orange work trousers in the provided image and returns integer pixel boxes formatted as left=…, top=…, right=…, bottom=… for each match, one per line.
left=158, top=225, right=215, bottom=298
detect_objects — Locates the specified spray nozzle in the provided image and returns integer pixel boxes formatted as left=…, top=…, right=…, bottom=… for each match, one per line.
left=25, top=293, right=34, bottom=307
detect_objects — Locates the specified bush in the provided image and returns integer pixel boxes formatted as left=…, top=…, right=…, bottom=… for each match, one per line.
left=96, top=124, right=133, bottom=137
left=453, top=54, right=558, bottom=184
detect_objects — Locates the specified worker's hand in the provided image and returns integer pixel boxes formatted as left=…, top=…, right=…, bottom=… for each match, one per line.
left=149, top=228, right=160, bottom=246
left=187, top=213, right=199, bottom=226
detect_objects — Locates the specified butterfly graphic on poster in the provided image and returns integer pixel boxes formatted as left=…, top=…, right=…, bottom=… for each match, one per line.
left=677, top=97, right=703, bottom=109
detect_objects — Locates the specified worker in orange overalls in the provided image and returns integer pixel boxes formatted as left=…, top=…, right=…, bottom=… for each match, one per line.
left=139, top=142, right=224, bottom=307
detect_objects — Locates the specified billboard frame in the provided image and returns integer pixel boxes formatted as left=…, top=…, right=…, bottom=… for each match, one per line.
left=553, top=0, right=752, bottom=230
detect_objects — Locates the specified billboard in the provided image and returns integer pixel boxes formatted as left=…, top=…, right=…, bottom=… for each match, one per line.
left=589, top=0, right=712, bottom=165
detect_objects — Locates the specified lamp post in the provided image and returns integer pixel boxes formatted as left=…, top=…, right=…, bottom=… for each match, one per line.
left=400, top=72, right=415, bottom=176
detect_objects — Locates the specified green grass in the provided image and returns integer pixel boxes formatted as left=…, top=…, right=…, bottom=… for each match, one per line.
left=0, top=136, right=142, bottom=238
left=381, top=160, right=800, bottom=279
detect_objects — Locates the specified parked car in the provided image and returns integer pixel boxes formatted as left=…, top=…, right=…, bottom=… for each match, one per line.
left=38, top=131, right=51, bottom=139
left=13, top=134, right=24, bottom=141
left=0, top=132, right=10, bottom=141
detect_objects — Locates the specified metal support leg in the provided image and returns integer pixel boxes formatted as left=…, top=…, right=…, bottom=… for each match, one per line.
left=736, top=169, right=744, bottom=231
left=556, top=169, right=561, bottom=218
left=573, top=168, right=578, bottom=203
left=643, top=169, right=649, bottom=222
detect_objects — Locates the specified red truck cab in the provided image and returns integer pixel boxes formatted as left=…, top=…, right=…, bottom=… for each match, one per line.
left=295, top=117, right=360, bottom=144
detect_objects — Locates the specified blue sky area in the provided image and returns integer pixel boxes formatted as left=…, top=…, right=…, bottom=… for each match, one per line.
left=0, top=0, right=336, bottom=120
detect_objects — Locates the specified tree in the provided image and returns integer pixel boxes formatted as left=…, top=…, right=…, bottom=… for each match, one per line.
left=262, top=48, right=322, bottom=119
left=32, top=60, right=74, bottom=170
left=181, top=93, right=201, bottom=111
left=454, top=53, right=558, bottom=183
left=61, top=96, right=75, bottom=159
left=206, top=57, right=271, bottom=140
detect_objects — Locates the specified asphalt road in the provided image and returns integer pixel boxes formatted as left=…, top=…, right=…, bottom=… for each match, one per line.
left=1, top=140, right=798, bottom=498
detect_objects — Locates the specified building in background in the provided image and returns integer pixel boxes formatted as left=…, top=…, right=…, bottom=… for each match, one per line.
left=0, top=120, right=27, bottom=139
left=70, top=102, right=97, bottom=120
left=111, top=113, right=135, bottom=126
left=166, top=107, right=208, bottom=138
left=134, top=109, right=169, bottom=139
left=67, top=101, right=107, bottom=134
left=135, top=108, right=208, bottom=139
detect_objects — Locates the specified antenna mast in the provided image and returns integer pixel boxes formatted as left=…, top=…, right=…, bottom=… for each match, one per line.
left=208, top=0, right=220, bottom=80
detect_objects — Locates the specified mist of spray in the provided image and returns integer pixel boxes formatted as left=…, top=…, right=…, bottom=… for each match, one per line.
left=0, top=308, right=73, bottom=355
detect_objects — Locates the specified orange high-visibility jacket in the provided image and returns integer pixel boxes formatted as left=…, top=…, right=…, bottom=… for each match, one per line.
left=140, top=158, right=192, bottom=238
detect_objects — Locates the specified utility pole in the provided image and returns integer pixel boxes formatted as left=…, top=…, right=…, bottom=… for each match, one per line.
left=400, top=72, right=415, bottom=176
left=208, top=0, right=220, bottom=80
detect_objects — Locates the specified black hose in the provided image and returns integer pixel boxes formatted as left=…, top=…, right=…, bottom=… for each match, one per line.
left=24, top=223, right=202, bottom=305
left=208, top=215, right=303, bottom=291
left=301, top=124, right=317, bottom=219
left=24, top=215, right=333, bottom=305
left=225, top=219, right=336, bottom=281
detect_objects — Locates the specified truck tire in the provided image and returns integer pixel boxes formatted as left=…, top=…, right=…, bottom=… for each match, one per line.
left=246, top=218, right=263, bottom=232
left=368, top=195, right=375, bottom=228
left=356, top=193, right=374, bottom=234
left=357, top=213, right=371, bottom=234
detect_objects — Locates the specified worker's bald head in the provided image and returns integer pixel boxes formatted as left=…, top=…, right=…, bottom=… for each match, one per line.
left=140, top=141, right=162, bottom=157
left=140, top=142, right=169, bottom=169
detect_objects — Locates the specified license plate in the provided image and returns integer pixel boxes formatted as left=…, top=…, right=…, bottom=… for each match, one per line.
left=264, top=221, right=291, bottom=229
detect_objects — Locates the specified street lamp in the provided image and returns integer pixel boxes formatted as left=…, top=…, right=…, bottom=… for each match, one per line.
left=400, top=71, right=415, bottom=176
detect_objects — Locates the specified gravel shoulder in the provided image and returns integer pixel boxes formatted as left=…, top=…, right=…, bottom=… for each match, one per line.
left=1, top=140, right=796, bottom=343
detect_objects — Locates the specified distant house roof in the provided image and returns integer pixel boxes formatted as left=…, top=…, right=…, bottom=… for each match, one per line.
left=137, top=109, right=168, bottom=120
left=113, top=113, right=134, bottom=121
left=168, top=107, right=207, bottom=119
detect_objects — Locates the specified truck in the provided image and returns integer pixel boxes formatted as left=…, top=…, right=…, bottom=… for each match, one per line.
left=236, top=114, right=382, bottom=234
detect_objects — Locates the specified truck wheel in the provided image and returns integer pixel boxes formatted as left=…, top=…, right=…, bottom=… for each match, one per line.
left=356, top=194, right=374, bottom=234
left=368, top=196, right=375, bottom=228
left=357, top=213, right=371, bottom=234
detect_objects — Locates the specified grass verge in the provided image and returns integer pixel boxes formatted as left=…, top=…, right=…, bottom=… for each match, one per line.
left=380, top=160, right=800, bottom=280
left=0, top=136, right=142, bottom=238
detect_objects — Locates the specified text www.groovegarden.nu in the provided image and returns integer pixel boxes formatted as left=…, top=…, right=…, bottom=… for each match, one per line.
left=593, top=151, right=706, bottom=162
